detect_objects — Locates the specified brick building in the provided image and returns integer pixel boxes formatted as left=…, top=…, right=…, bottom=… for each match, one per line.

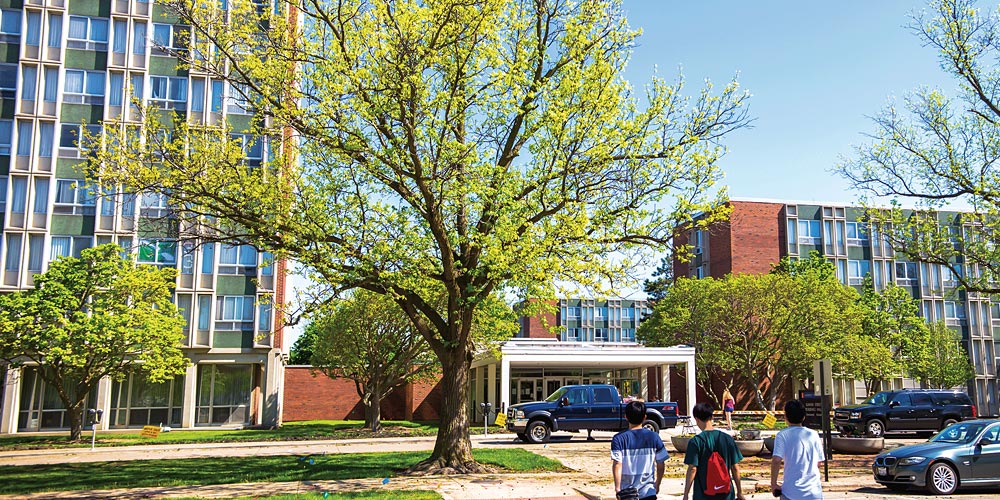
left=674, top=199, right=998, bottom=415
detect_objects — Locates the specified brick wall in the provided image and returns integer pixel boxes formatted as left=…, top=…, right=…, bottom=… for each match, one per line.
left=728, top=201, right=784, bottom=275
left=283, top=366, right=443, bottom=422
left=518, top=299, right=559, bottom=338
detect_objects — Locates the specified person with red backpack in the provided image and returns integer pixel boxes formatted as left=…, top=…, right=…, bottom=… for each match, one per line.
left=682, top=401, right=746, bottom=500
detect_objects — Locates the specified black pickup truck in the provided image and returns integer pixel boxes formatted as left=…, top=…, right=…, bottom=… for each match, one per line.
left=505, top=384, right=681, bottom=443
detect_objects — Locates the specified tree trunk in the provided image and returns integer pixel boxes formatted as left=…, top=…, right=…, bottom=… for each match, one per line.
left=368, top=386, right=382, bottom=433
left=67, top=402, right=84, bottom=442
left=409, top=347, right=485, bottom=474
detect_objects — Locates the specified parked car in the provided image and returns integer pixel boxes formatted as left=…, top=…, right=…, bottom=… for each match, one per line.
left=835, top=389, right=976, bottom=437
left=505, top=384, right=681, bottom=444
left=872, top=419, right=1000, bottom=494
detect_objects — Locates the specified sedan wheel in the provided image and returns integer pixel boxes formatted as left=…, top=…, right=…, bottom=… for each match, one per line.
left=867, top=419, right=885, bottom=438
left=926, top=462, right=959, bottom=495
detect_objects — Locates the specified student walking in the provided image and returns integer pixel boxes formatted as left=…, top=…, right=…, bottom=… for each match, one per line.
left=722, top=389, right=735, bottom=429
left=770, top=399, right=825, bottom=499
left=611, top=401, right=668, bottom=500
left=682, top=402, right=746, bottom=500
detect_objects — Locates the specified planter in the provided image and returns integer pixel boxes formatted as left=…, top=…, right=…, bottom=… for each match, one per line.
left=735, top=439, right=765, bottom=456
left=739, top=429, right=762, bottom=440
left=671, top=435, right=694, bottom=453
left=763, top=436, right=775, bottom=453
left=831, top=436, right=884, bottom=454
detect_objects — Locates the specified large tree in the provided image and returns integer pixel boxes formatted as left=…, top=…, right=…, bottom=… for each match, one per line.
left=838, top=0, right=1000, bottom=293
left=639, top=259, right=856, bottom=410
left=310, top=289, right=438, bottom=432
left=92, top=0, right=750, bottom=471
left=0, top=245, right=187, bottom=440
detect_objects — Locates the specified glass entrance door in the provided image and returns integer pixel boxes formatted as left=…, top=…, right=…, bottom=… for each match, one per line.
left=545, top=379, right=563, bottom=400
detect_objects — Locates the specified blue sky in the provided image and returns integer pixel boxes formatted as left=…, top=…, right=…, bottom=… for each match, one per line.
left=621, top=0, right=956, bottom=204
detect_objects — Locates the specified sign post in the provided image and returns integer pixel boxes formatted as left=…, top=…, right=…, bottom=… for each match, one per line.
left=480, top=402, right=492, bottom=436
left=813, top=359, right=833, bottom=482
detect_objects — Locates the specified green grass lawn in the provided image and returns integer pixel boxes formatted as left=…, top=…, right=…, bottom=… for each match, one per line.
left=0, top=449, right=563, bottom=495
left=0, top=420, right=456, bottom=451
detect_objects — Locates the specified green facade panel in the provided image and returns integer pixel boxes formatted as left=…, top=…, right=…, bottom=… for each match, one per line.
left=796, top=204, right=822, bottom=220
left=68, top=0, right=110, bottom=17
left=216, top=276, right=256, bottom=295
left=212, top=330, right=254, bottom=349
left=0, top=43, right=18, bottom=63
left=0, top=0, right=22, bottom=9
left=0, top=156, right=9, bottom=175
left=51, top=215, right=95, bottom=235
left=1, top=99, right=14, bottom=119
left=64, top=49, right=108, bottom=70
left=149, top=56, right=186, bottom=76
left=227, top=114, right=253, bottom=132
left=151, top=4, right=180, bottom=23
left=55, top=159, right=85, bottom=177
left=60, top=104, right=104, bottom=124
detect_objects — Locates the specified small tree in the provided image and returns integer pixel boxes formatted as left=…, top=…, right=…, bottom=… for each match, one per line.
left=911, top=321, right=975, bottom=389
left=288, top=322, right=319, bottom=365
left=310, top=290, right=438, bottom=432
left=0, top=244, right=187, bottom=440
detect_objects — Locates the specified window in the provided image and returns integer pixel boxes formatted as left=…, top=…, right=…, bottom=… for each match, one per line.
left=594, top=328, right=606, bottom=340
left=50, top=235, right=92, bottom=259
left=210, top=80, right=223, bottom=112
left=231, top=134, right=262, bottom=165
left=53, top=179, right=96, bottom=215
left=112, top=19, right=127, bottom=54
left=227, top=82, right=251, bottom=114
left=190, top=79, right=204, bottom=112
left=260, top=251, right=273, bottom=276
left=197, top=295, right=211, bottom=330
left=132, top=22, right=146, bottom=55
left=218, top=243, right=257, bottom=274
left=27, top=234, right=43, bottom=272
left=945, top=301, right=967, bottom=321
left=693, top=230, right=704, bottom=254
left=137, top=239, right=177, bottom=265
left=33, top=178, right=48, bottom=214
left=25, top=11, right=40, bottom=46
left=130, top=73, right=144, bottom=105
left=149, top=76, right=187, bottom=109
left=180, top=240, right=195, bottom=274
left=895, top=261, right=918, bottom=285
left=9, top=176, right=26, bottom=214
left=594, top=307, right=605, bottom=319
left=63, top=70, right=105, bottom=104
left=215, top=295, right=255, bottom=330
left=100, top=186, right=115, bottom=216
left=201, top=242, right=214, bottom=274
left=59, top=124, right=101, bottom=153
left=847, top=260, right=870, bottom=285
left=139, top=191, right=169, bottom=217
left=47, top=13, right=61, bottom=48
left=943, top=265, right=962, bottom=287
left=37, top=122, right=53, bottom=157
left=257, top=301, right=271, bottom=331
left=151, top=23, right=188, bottom=55
left=0, top=176, right=7, bottom=210
left=67, top=16, right=108, bottom=51
left=21, top=65, right=37, bottom=101
left=0, top=9, right=20, bottom=42
left=5, top=233, right=21, bottom=272
left=0, top=119, right=11, bottom=155
left=121, top=192, right=136, bottom=217
left=798, top=220, right=821, bottom=244
left=593, top=387, right=615, bottom=403
left=846, top=222, right=869, bottom=246
left=565, top=327, right=580, bottom=340
left=567, top=306, right=580, bottom=318
left=43, top=66, right=57, bottom=102
left=16, top=121, right=31, bottom=157
left=108, top=72, right=124, bottom=106
left=0, top=63, right=16, bottom=98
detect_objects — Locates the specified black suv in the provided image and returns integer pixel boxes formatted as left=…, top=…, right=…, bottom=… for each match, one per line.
left=834, top=389, right=976, bottom=437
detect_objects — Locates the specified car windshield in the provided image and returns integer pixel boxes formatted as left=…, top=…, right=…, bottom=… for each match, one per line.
left=862, top=392, right=889, bottom=405
left=930, top=422, right=986, bottom=444
left=545, top=387, right=568, bottom=402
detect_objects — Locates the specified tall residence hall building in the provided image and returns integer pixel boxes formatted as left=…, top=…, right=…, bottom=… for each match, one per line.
left=0, top=0, right=287, bottom=433
left=674, top=199, right=999, bottom=415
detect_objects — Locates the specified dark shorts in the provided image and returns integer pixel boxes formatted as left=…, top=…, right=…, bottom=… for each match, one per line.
left=724, top=407, right=734, bottom=413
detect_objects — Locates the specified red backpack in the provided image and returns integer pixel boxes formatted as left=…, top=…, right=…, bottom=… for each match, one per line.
left=703, top=431, right=732, bottom=496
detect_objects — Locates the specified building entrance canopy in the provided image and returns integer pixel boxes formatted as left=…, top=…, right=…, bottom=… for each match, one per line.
left=471, top=339, right=697, bottom=421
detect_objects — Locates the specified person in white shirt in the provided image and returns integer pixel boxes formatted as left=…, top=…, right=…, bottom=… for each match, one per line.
left=770, top=399, right=825, bottom=500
